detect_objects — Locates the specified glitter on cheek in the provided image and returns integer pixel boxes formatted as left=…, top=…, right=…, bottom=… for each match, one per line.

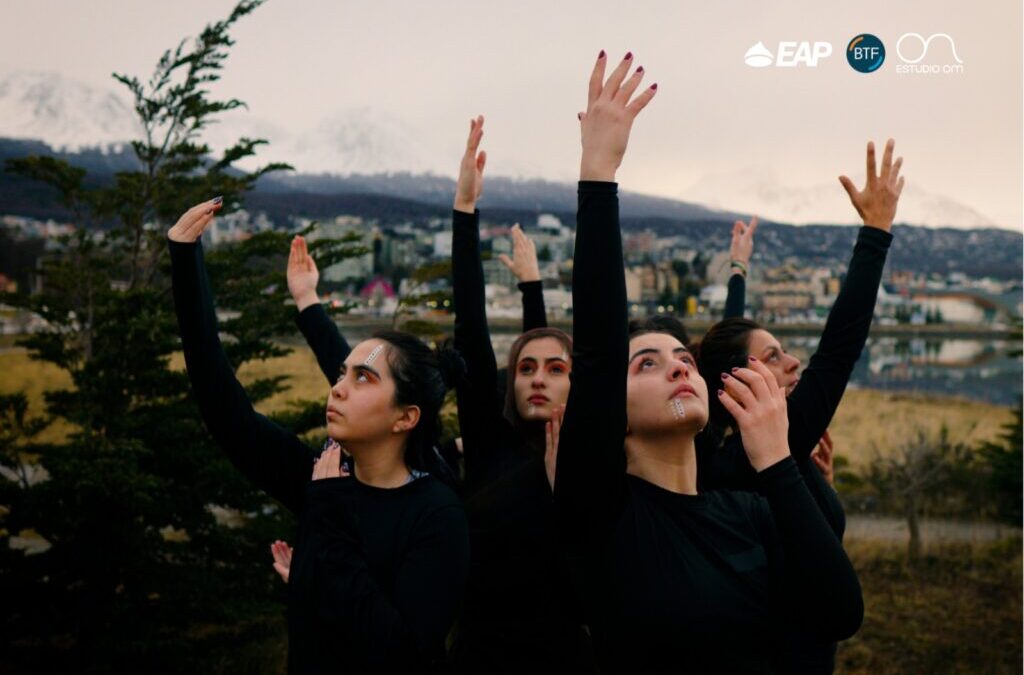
left=669, top=398, right=686, bottom=419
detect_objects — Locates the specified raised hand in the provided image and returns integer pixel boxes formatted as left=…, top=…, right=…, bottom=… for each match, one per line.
left=729, top=216, right=758, bottom=268
left=579, top=51, right=658, bottom=182
left=454, top=115, right=487, bottom=214
left=839, top=139, right=904, bottom=232
left=167, top=196, right=223, bottom=243
left=287, top=235, right=320, bottom=311
left=544, top=404, right=565, bottom=492
left=270, top=540, right=293, bottom=583
left=718, top=357, right=791, bottom=472
left=498, top=224, right=541, bottom=283
left=811, top=429, right=835, bottom=486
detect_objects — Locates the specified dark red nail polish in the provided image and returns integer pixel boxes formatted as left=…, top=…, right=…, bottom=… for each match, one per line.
left=599, top=49, right=606, bottom=58
left=721, top=373, right=729, bottom=380
left=731, top=367, right=739, bottom=373
left=717, top=389, right=725, bottom=396
left=650, top=83, right=658, bottom=90
left=636, top=66, right=644, bottom=73
left=625, top=51, right=633, bottom=60
left=748, top=356, right=757, bottom=362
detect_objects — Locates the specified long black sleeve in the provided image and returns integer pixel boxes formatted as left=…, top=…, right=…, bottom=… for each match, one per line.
left=756, top=457, right=863, bottom=641
left=786, top=226, right=892, bottom=461
left=723, top=272, right=746, bottom=319
left=304, top=478, right=470, bottom=671
left=169, top=238, right=314, bottom=514
left=295, top=303, right=351, bottom=385
left=451, top=209, right=512, bottom=488
left=554, top=182, right=629, bottom=533
left=519, top=280, right=548, bottom=332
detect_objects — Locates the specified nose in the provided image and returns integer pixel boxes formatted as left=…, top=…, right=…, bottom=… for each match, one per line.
left=784, top=354, right=800, bottom=373
left=531, top=371, right=546, bottom=388
left=668, top=360, right=688, bottom=381
left=331, top=376, right=348, bottom=400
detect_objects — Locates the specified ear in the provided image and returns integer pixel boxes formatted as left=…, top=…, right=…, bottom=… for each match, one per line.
left=392, top=405, right=421, bottom=434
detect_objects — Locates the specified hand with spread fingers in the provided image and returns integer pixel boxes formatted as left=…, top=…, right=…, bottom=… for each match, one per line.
left=811, top=429, right=836, bottom=486
left=287, top=235, right=321, bottom=311
left=454, top=115, right=487, bottom=214
left=717, top=357, right=791, bottom=472
left=498, top=224, right=541, bottom=283
left=270, top=540, right=293, bottom=583
left=729, top=216, right=758, bottom=269
left=839, top=139, right=905, bottom=232
left=167, top=196, right=224, bottom=243
left=579, top=50, right=658, bottom=182
left=544, top=404, right=565, bottom=492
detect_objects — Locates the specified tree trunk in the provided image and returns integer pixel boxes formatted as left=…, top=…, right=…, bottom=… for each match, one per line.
left=906, top=498, right=922, bottom=561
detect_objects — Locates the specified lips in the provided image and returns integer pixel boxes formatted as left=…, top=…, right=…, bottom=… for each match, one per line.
left=326, top=405, right=344, bottom=418
left=670, top=384, right=696, bottom=399
left=527, top=395, right=550, bottom=405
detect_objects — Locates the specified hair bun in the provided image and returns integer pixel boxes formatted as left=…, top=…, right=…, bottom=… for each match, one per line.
left=436, top=346, right=467, bottom=389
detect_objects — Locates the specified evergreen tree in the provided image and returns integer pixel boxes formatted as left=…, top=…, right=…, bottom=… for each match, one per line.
left=0, top=3, right=361, bottom=670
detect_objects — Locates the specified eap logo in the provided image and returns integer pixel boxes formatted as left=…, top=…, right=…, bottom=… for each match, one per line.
left=744, top=41, right=833, bottom=68
left=847, top=34, right=885, bottom=73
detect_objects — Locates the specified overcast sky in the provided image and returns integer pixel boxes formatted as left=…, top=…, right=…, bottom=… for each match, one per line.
left=2, top=0, right=1021, bottom=228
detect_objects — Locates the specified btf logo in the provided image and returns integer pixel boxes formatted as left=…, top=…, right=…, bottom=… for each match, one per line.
left=847, top=34, right=885, bottom=73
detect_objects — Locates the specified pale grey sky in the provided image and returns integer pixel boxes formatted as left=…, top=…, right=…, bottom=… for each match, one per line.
left=2, top=0, right=1021, bottom=228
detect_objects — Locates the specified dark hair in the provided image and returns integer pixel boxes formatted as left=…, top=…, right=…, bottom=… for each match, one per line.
left=627, top=315, right=690, bottom=346
left=502, top=327, right=573, bottom=430
left=692, top=317, right=761, bottom=439
left=373, top=330, right=466, bottom=487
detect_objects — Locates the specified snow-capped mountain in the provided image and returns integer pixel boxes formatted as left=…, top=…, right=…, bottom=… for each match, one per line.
left=0, top=71, right=142, bottom=151
left=683, top=167, right=998, bottom=230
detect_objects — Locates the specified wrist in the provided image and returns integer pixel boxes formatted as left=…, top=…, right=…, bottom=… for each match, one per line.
left=453, top=200, right=476, bottom=214
left=751, top=445, right=790, bottom=472
left=580, top=156, right=617, bottom=182
left=863, top=219, right=893, bottom=232
left=729, top=259, right=749, bottom=275
left=294, top=291, right=320, bottom=312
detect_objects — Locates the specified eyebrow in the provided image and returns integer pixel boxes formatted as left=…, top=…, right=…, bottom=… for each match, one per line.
left=339, top=362, right=382, bottom=379
left=518, top=356, right=569, bottom=364
left=628, top=347, right=690, bottom=364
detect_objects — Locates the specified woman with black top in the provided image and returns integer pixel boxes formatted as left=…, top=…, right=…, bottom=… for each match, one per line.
left=445, top=115, right=595, bottom=673
left=167, top=203, right=470, bottom=674
left=552, top=51, right=863, bottom=672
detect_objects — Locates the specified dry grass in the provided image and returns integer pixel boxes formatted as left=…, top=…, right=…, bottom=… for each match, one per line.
left=828, top=389, right=1015, bottom=469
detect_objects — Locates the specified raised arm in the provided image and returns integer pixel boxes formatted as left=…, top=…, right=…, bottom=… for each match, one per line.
left=498, top=224, right=548, bottom=331
left=304, top=445, right=469, bottom=670
left=168, top=201, right=315, bottom=514
left=555, top=51, right=656, bottom=530
left=720, top=359, right=862, bottom=640
left=449, top=116, right=514, bottom=487
left=724, top=216, right=756, bottom=319
left=786, top=140, right=901, bottom=461
left=287, top=235, right=351, bottom=384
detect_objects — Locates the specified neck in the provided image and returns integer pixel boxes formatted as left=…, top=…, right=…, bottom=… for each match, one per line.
left=346, top=435, right=410, bottom=488
left=624, top=430, right=699, bottom=495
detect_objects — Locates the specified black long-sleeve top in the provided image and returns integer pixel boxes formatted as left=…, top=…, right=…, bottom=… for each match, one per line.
left=169, top=238, right=470, bottom=675
left=553, top=182, right=863, bottom=672
left=446, top=208, right=594, bottom=673
left=725, top=272, right=747, bottom=319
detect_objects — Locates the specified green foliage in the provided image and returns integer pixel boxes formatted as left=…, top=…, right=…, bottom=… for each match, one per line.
left=976, top=398, right=1023, bottom=524
left=0, top=3, right=367, bottom=670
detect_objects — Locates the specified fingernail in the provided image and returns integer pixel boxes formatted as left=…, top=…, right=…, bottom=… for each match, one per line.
left=721, top=373, right=729, bottom=380
left=598, top=49, right=606, bottom=59
left=624, top=51, right=633, bottom=60
left=212, top=196, right=223, bottom=205
left=717, top=389, right=725, bottom=396
left=748, top=356, right=757, bottom=362
left=636, top=66, right=644, bottom=73
left=731, top=367, right=739, bottom=373
left=577, top=112, right=582, bottom=121
left=650, top=83, right=658, bottom=90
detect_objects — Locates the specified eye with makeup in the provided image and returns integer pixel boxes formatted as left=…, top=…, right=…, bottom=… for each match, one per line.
left=763, top=348, right=781, bottom=364
left=338, top=364, right=376, bottom=384
left=517, top=360, right=536, bottom=376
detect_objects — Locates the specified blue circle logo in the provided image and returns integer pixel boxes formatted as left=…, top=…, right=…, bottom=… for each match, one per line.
left=847, top=34, right=885, bottom=73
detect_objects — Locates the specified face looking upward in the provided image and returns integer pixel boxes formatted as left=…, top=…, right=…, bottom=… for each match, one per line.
left=325, top=339, right=420, bottom=444
left=626, top=332, right=709, bottom=437
left=513, top=336, right=572, bottom=422
left=745, top=329, right=801, bottom=396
